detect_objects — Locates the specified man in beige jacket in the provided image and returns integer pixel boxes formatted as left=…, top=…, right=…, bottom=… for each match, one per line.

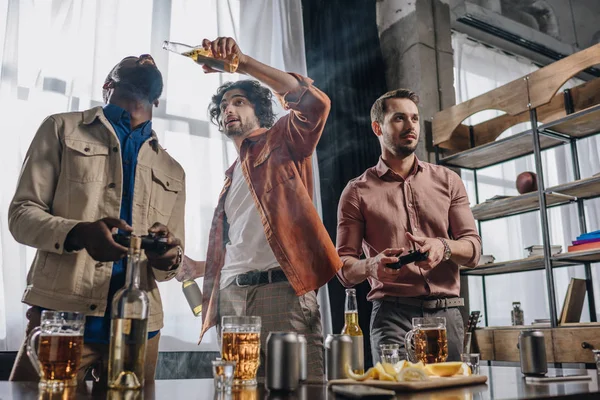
left=8, top=54, right=185, bottom=387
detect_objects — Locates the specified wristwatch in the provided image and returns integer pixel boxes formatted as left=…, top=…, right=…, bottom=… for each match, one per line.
left=171, top=246, right=183, bottom=270
left=438, top=238, right=451, bottom=261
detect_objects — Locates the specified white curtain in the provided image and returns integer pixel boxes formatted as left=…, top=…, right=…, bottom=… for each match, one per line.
left=0, top=0, right=331, bottom=353
left=452, top=32, right=600, bottom=327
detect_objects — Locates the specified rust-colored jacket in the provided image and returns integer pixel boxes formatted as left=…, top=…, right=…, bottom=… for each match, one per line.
left=200, top=74, right=342, bottom=341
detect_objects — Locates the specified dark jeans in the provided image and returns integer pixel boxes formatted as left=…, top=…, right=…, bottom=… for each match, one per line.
left=370, top=298, right=464, bottom=366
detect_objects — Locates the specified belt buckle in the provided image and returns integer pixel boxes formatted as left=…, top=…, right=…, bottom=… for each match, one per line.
left=235, top=274, right=250, bottom=288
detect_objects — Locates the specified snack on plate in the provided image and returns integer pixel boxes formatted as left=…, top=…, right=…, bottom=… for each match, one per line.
left=346, top=361, right=472, bottom=383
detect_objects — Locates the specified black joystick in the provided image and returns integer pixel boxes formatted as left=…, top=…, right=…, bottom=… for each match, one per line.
left=112, top=233, right=169, bottom=254
left=386, top=250, right=429, bottom=270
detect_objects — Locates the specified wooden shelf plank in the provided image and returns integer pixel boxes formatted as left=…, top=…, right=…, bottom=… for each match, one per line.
left=439, top=131, right=564, bottom=169
left=472, top=192, right=573, bottom=221
left=541, top=104, right=600, bottom=138
left=471, top=175, right=600, bottom=221
left=552, top=249, right=600, bottom=263
left=461, top=256, right=574, bottom=276
left=547, top=174, right=600, bottom=199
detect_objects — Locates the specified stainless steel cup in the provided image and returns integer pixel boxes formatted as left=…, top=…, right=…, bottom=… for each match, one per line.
left=518, top=329, right=548, bottom=376
left=325, top=334, right=352, bottom=381
left=297, top=334, right=308, bottom=381
left=266, top=332, right=300, bottom=391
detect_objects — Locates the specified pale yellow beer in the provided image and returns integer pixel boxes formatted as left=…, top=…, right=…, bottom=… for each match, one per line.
left=221, top=316, right=261, bottom=386
left=414, top=328, right=448, bottom=364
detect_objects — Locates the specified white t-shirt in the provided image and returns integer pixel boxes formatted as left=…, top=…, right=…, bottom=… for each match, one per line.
left=219, top=161, right=279, bottom=289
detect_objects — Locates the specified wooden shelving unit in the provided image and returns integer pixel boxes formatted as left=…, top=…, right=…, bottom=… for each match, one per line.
left=432, top=42, right=600, bottom=340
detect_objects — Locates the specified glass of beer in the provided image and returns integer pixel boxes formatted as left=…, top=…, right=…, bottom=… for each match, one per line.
left=26, top=311, right=85, bottom=389
left=405, top=317, right=447, bottom=364
left=221, top=316, right=261, bottom=386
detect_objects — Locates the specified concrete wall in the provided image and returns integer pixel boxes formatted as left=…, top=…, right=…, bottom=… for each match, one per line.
left=376, top=0, right=455, bottom=163
left=470, top=0, right=600, bottom=50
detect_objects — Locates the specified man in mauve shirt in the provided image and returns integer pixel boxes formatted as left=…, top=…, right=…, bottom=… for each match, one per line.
left=336, top=89, right=481, bottom=364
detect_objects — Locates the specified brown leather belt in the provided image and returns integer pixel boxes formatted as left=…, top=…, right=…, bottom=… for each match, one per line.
left=384, top=297, right=464, bottom=309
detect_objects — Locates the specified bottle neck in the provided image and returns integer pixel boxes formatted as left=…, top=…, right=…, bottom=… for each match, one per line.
left=125, top=249, right=141, bottom=288
left=345, top=291, right=358, bottom=313
left=163, top=41, right=194, bottom=55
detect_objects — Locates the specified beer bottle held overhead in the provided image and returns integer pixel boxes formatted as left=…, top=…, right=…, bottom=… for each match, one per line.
left=341, top=288, right=364, bottom=374
left=108, top=236, right=149, bottom=390
left=162, top=41, right=239, bottom=73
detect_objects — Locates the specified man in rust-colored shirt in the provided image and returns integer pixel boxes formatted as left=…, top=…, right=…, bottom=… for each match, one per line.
left=195, top=37, right=341, bottom=378
left=336, top=89, right=481, bottom=364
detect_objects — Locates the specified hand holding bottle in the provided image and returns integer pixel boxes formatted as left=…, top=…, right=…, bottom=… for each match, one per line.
left=175, top=255, right=206, bottom=282
left=200, top=37, right=246, bottom=74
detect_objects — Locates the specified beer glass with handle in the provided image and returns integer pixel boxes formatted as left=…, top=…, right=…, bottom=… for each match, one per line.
left=27, top=311, right=85, bottom=389
left=405, top=317, right=448, bottom=364
left=221, top=316, right=261, bottom=386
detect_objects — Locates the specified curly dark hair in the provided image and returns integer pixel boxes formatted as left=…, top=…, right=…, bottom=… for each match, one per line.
left=370, top=89, right=419, bottom=124
left=208, top=80, right=276, bottom=131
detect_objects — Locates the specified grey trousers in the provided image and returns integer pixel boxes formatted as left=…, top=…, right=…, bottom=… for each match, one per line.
left=370, top=299, right=464, bottom=366
left=217, top=279, right=324, bottom=378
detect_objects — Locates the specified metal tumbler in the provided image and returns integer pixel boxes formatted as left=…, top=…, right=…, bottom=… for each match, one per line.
left=518, top=329, right=548, bottom=376
left=325, top=334, right=352, bottom=381
left=266, top=332, right=300, bottom=391
left=297, top=334, right=308, bottom=381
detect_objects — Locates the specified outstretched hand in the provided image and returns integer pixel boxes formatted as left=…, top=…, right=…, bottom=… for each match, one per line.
left=201, top=37, right=246, bottom=73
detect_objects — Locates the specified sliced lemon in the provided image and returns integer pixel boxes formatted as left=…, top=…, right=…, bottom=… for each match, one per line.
left=380, top=362, right=398, bottom=376
left=374, top=362, right=396, bottom=381
left=396, top=366, right=429, bottom=382
left=424, top=361, right=465, bottom=377
left=457, top=363, right=472, bottom=376
left=393, top=360, right=408, bottom=373
left=345, top=364, right=376, bottom=381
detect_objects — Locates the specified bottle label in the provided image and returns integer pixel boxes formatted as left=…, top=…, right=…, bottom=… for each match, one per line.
left=351, top=336, right=364, bottom=371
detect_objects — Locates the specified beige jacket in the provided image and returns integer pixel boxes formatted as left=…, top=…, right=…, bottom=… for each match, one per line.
left=9, top=106, right=185, bottom=331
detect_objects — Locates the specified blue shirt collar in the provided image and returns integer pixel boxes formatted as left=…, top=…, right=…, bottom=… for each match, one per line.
left=103, top=103, right=153, bottom=136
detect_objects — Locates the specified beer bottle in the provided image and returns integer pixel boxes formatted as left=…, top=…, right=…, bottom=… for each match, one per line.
left=341, top=288, right=364, bottom=374
left=108, top=236, right=149, bottom=390
left=162, top=41, right=239, bottom=73
left=182, top=279, right=202, bottom=317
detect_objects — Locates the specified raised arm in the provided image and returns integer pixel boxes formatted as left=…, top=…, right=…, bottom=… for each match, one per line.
left=202, top=37, right=331, bottom=158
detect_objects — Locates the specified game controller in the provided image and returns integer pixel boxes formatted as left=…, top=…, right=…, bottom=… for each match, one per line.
left=112, top=233, right=169, bottom=254
left=386, top=250, right=429, bottom=269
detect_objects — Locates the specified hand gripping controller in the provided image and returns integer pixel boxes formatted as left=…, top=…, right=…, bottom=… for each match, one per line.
left=112, top=233, right=169, bottom=254
left=386, top=250, right=429, bottom=270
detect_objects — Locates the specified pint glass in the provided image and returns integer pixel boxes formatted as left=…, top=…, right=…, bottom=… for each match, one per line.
left=221, top=316, right=261, bottom=386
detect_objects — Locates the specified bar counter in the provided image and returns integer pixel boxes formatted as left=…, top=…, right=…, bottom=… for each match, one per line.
left=2, top=366, right=599, bottom=399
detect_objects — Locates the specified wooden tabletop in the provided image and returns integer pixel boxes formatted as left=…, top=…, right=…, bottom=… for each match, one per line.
left=2, top=366, right=599, bottom=399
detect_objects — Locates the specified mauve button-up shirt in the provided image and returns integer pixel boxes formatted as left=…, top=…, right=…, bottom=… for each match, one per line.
left=336, top=157, right=481, bottom=301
